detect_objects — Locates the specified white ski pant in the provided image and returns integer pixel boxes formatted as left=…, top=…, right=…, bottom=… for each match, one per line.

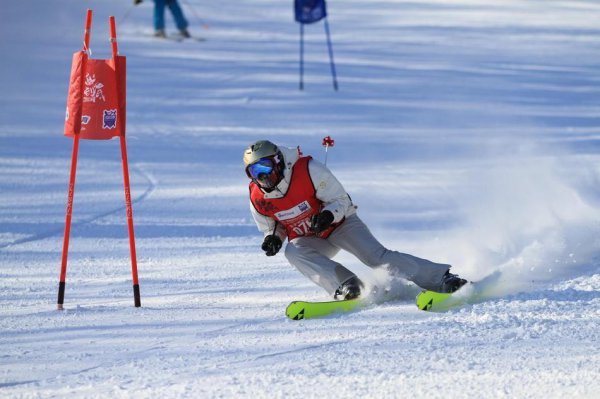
left=284, top=214, right=450, bottom=295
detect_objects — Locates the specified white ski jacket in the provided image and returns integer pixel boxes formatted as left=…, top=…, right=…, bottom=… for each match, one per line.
left=249, top=146, right=357, bottom=240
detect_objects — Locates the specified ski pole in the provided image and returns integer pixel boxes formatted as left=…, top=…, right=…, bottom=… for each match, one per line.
left=311, top=136, right=336, bottom=231
left=118, top=4, right=136, bottom=26
left=181, top=0, right=210, bottom=29
left=299, top=23, right=304, bottom=90
left=323, top=18, right=339, bottom=91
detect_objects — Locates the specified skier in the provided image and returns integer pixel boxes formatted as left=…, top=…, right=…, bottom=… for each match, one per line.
left=244, top=140, right=467, bottom=300
left=134, top=0, right=191, bottom=39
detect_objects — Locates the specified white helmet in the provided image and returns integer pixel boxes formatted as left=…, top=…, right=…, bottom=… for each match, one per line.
left=243, top=140, right=285, bottom=191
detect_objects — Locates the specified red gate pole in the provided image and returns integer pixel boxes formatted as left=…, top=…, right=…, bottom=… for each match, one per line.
left=110, top=16, right=141, bottom=307
left=58, top=9, right=93, bottom=310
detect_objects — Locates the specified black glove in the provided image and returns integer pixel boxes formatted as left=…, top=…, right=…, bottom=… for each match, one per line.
left=310, top=210, right=335, bottom=233
left=134, top=0, right=143, bottom=5
left=261, top=234, right=282, bottom=256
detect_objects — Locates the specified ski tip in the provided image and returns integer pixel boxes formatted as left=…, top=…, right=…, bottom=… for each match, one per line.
left=285, top=302, right=305, bottom=320
left=415, top=290, right=452, bottom=311
left=415, top=290, right=432, bottom=311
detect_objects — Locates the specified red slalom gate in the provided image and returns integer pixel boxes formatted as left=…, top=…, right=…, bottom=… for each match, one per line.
left=58, top=9, right=141, bottom=309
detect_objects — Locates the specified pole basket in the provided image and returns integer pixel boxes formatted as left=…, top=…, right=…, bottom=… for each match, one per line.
left=322, top=135, right=335, bottom=148
left=58, top=9, right=141, bottom=309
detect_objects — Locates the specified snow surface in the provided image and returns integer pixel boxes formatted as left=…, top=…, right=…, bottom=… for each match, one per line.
left=1, top=0, right=600, bottom=397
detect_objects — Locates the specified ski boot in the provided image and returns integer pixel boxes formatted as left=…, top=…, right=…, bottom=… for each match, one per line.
left=441, top=270, right=467, bottom=293
left=178, top=29, right=191, bottom=39
left=334, top=276, right=363, bottom=300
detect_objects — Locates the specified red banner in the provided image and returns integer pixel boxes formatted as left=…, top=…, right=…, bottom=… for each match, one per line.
left=64, top=53, right=126, bottom=140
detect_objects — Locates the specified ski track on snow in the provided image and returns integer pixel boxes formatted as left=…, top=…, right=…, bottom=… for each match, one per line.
left=0, top=163, right=156, bottom=250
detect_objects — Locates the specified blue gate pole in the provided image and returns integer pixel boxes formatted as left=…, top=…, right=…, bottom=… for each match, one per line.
left=299, top=23, right=304, bottom=90
left=323, top=17, right=338, bottom=91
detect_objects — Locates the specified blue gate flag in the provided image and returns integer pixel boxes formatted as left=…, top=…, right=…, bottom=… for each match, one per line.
left=294, top=0, right=338, bottom=90
left=295, top=0, right=327, bottom=24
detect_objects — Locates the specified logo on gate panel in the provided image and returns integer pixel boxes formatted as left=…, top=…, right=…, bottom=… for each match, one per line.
left=275, top=201, right=312, bottom=221
left=102, top=109, right=117, bottom=129
left=83, top=74, right=106, bottom=103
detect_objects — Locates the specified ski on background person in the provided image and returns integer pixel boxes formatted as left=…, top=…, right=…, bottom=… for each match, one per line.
left=158, top=35, right=206, bottom=42
left=152, top=30, right=205, bottom=42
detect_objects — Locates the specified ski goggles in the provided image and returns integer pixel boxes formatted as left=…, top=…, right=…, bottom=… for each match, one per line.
left=246, top=157, right=274, bottom=180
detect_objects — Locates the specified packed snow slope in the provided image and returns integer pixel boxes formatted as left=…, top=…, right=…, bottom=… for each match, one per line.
left=1, top=0, right=600, bottom=397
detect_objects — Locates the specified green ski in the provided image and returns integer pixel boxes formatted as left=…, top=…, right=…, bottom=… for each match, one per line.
left=286, top=284, right=425, bottom=320
left=286, top=298, right=363, bottom=320
left=416, top=272, right=502, bottom=311
left=415, top=290, right=454, bottom=311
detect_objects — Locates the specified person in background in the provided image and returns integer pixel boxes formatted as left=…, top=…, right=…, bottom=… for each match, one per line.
left=134, top=0, right=191, bottom=39
left=244, top=140, right=468, bottom=300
